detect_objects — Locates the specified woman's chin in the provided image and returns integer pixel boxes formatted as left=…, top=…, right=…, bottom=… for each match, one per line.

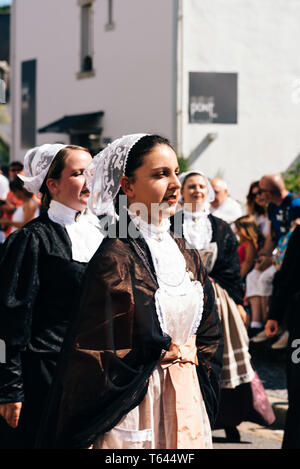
left=183, top=201, right=205, bottom=212
left=161, top=205, right=176, bottom=219
left=73, top=201, right=88, bottom=212
left=194, top=201, right=206, bottom=211
left=147, top=206, right=175, bottom=225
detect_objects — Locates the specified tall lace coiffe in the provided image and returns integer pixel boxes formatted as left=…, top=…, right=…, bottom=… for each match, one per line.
left=84, top=134, right=148, bottom=219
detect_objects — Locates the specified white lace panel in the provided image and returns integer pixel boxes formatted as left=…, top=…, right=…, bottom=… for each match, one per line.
left=154, top=280, right=204, bottom=345
left=182, top=210, right=213, bottom=250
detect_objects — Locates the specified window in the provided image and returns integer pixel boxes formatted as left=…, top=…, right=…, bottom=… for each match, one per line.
left=105, top=0, right=115, bottom=31
left=21, top=59, right=36, bottom=148
left=80, top=1, right=94, bottom=73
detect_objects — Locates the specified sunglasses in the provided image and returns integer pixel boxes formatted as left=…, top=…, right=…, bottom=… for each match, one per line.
left=257, top=188, right=268, bottom=194
left=251, top=188, right=267, bottom=197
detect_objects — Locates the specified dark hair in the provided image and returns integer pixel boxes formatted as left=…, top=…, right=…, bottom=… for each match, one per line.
left=9, top=161, right=24, bottom=171
left=181, top=172, right=205, bottom=190
left=39, top=145, right=90, bottom=208
left=246, top=180, right=266, bottom=216
left=125, top=135, right=173, bottom=178
left=114, top=135, right=174, bottom=215
left=10, top=177, right=33, bottom=199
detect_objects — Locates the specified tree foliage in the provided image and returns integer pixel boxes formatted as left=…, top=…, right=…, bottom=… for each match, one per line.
left=0, top=135, right=9, bottom=166
left=177, top=156, right=188, bottom=174
left=0, top=6, right=10, bottom=14
left=282, top=163, right=300, bottom=194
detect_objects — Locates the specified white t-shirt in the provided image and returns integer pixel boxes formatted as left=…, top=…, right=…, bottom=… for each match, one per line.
left=255, top=214, right=269, bottom=240
left=210, top=197, right=243, bottom=224
left=11, top=204, right=40, bottom=233
left=0, top=173, right=9, bottom=200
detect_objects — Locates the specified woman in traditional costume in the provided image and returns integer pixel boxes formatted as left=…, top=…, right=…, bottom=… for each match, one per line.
left=171, top=171, right=275, bottom=443
left=37, top=134, right=223, bottom=449
left=0, top=144, right=104, bottom=448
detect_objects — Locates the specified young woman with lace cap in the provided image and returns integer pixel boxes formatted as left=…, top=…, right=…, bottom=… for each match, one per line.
left=171, top=171, right=275, bottom=443
left=37, top=134, right=223, bottom=449
left=0, top=144, right=104, bottom=448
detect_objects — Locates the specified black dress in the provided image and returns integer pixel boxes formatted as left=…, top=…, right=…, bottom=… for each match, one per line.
left=36, top=223, right=223, bottom=449
left=268, top=225, right=300, bottom=449
left=0, top=212, right=88, bottom=448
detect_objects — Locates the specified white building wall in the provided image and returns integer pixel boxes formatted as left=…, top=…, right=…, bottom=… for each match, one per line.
left=180, top=0, right=300, bottom=202
left=11, top=0, right=176, bottom=162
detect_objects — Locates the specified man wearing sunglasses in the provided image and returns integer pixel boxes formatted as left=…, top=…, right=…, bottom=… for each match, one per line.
left=258, top=174, right=300, bottom=266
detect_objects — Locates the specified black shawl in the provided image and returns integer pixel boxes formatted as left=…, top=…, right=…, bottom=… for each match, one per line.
left=0, top=213, right=87, bottom=404
left=36, top=223, right=223, bottom=449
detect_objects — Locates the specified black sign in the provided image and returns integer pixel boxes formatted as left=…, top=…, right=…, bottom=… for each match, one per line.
left=189, top=72, right=238, bottom=124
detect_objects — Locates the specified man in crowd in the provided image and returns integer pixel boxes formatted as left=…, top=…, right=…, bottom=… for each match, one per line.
left=8, top=161, right=24, bottom=182
left=0, top=161, right=24, bottom=239
left=257, top=173, right=300, bottom=269
left=210, top=177, right=243, bottom=224
left=250, top=173, right=300, bottom=343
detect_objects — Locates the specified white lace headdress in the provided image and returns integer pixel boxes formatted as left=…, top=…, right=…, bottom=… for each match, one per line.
left=179, top=170, right=215, bottom=206
left=18, top=143, right=67, bottom=195
left=84, top=133, right=148, bottom=217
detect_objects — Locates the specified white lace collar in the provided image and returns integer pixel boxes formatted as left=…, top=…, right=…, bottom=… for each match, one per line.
left=48, top=200, right=81, bottom=226
left=48, top=200, right=103, bottom=262
left=183, top=208, right=212, bottom=250
left=129, top=213, right=171, bottom=242
left=184, top=207, right=209, bottom=221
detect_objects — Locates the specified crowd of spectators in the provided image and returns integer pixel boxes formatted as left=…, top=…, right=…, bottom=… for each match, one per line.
left=208, top=174, right=300, bottom=349
left=208, top=173, right=300, bottom=448
left=0, top=161, right=40, bottom=243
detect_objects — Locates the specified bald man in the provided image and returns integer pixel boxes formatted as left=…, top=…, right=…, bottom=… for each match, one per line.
left=258, top=174, right=300, bottom=262
left=210, top=177, right=242, bottom=224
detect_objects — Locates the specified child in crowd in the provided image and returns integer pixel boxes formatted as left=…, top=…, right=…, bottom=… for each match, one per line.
left=235, top=215, right=258, bottom=280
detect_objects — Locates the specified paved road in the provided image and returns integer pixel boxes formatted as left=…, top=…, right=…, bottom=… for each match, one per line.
left=213, top=423, right=283, bottom=449
left=212, top=340, right=288, bottom=449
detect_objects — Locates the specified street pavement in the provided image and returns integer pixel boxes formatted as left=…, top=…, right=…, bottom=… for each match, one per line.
left=213, top=339, right=288, bottom=450
left=212, top=422, right=283, bottom=449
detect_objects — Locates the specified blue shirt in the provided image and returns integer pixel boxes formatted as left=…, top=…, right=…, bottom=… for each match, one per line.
left=267, top=192, right=300, bottom=240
